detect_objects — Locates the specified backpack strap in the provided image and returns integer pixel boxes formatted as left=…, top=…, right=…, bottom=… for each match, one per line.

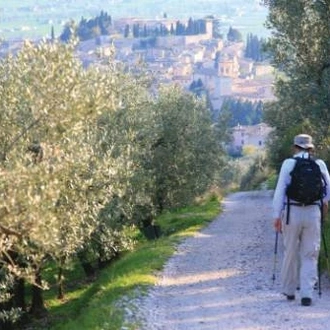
left=285, top=157, right=298, bottom=225
left=286, top=195, right=290, bottom=225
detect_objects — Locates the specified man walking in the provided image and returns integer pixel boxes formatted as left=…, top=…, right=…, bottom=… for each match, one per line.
left=273, top=134, right=330, bottom=306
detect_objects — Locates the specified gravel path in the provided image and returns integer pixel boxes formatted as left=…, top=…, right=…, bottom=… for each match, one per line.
left=127, top=190, right=330, bottom=329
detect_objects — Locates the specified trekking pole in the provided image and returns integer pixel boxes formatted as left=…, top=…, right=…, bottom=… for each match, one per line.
left=322, top=229, right=330, bottom=274
left=318, top=254, right=322, bottom=297
left=317, top=229, right=329, bottom=297
left=318, top=209, right=329, bottom=297
left=317, top=204, right=327, bottom=297
left=272, top=231, right=279, bottom=284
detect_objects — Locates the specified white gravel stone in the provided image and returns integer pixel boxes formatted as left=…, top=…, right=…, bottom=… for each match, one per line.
left=125, top=191, right=330, bottom=329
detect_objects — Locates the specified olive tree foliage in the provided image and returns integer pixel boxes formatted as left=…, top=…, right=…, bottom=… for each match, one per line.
left=149, top=86, right=224, bottom=212
left=0, top=40, right=146, bottom=318
left=0, top=40, right=115, bottom=319
left=262, top=0, right=330, bottom=168
left=89, top=61, right=226, bottom=227
left=90, top=80, right=225, bottom=227
left=0, top=42, right=88, bottom=261
left=80, top=58, right=157, bottom=262
left=0, top=38, right=227, bottom=323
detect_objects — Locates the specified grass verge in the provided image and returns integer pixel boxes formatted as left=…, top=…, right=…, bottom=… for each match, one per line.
left=27, top=194, right=221, bottom=330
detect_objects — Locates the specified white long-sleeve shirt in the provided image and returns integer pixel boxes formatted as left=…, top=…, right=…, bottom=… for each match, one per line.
left=272, top=151, right=330, bottom=219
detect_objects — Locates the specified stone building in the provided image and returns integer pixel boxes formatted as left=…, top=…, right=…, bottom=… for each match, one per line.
left=231, top=123, right=273, bottom=152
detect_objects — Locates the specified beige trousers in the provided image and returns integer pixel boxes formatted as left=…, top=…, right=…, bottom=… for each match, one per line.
left=281, top=204, right=321, bottom=299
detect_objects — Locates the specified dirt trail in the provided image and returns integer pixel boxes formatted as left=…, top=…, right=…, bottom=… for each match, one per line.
left=126, top=190, right=330, bottom=330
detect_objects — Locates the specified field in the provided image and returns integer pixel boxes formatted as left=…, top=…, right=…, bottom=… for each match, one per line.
left=0, top=0, right=269, bottom=41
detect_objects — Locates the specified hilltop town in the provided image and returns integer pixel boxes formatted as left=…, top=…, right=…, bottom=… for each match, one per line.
left=75, top=17, right=274, bottom=107
left=76, top=17, right=275, bottom=152
left=0, top=16, right=274, bottom=153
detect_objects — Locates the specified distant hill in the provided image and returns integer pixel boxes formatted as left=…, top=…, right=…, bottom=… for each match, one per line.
left=0, top=0, right=268, bottom=41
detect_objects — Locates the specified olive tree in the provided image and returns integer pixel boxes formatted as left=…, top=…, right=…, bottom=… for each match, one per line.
left=149, top=85, right=224, bottom=212
left=262, top=0, right=330, bottom=166
left=0, top=40, right=110, bottom=320
left=75, top=57, right=157, bottom=265
left=0, top=37, right=228, bottom=326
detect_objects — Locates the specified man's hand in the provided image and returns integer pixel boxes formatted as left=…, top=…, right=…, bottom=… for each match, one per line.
left=274, top=217, right=282, bottom=233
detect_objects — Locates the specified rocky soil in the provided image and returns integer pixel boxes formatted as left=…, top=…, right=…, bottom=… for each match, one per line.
left=123, top=190, right=330, bottom=330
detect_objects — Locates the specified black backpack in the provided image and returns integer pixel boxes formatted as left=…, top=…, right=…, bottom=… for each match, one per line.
left=286, top=156, right=324, bottom=205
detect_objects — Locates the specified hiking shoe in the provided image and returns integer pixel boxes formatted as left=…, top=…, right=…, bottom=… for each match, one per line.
left=301, top=297, right=312, bottom=306
left=284, top=293, right=295, bottom=300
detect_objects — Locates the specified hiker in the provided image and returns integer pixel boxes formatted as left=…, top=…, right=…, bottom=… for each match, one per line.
left=272, top=134, right=330, bottom=306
